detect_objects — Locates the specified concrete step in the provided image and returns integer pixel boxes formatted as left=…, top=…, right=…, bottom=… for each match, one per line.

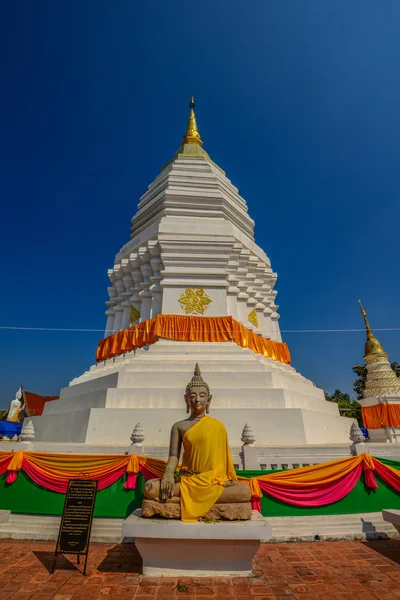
left=0, top=514, right=124, bottom=543
left=0, top=512, right=397, bottom=544
left=267, top=512, right=399, bottom=542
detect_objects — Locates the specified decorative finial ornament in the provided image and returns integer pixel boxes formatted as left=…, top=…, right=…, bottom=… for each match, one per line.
left=181, top=96, right=203, bottom=147
left=20, top=420, right=35, bottom=442
left=241, top=423, right=256, bottom=445
left=349, top=421, right=365, bottom=444
left=358, top=300, right=384, bottom=356
left=130, top=422, right=145, bottom=445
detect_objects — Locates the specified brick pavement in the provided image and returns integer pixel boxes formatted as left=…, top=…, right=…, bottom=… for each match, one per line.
left=0, top=539, right=399, bottom=599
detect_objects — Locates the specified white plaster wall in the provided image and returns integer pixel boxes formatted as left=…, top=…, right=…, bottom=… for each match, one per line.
left=32, top=405, right=353, bottom=446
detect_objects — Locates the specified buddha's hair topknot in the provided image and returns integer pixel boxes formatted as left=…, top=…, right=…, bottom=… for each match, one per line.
left=185, top=363, right=211, bottom=396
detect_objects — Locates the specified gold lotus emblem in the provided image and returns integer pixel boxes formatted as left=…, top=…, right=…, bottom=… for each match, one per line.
left=248, top=308, right=258, bottom=328
left=129, top=306, right=140, bottom=326
left=178, top=288, right=212, bottom=315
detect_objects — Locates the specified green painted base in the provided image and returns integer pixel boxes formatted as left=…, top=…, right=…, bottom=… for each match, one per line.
left=0, top=467, right=399, bottom=519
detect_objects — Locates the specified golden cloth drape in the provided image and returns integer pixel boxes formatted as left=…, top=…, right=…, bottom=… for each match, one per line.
left=96, top=314, right=291, bottom=365
left=254, top=453, right=374, bottom=486
left=362, top=404, right=400, bottom=429
left=180, top=416, right=237, bottom=522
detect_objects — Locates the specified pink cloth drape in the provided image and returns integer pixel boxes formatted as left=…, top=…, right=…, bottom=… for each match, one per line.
left=22, top=458, right=126, bottom=493
left=258, top=465, right=362, bottom=507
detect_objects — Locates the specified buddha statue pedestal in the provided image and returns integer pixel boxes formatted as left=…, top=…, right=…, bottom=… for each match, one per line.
left=122, top=509, right=272, bottom=576
left=142, top=498, right=252, bottom=521
left=123, top=364, right=271, bottom=576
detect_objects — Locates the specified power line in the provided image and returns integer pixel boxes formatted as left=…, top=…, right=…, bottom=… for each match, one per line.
left=1, top=326, right=400, bottom=333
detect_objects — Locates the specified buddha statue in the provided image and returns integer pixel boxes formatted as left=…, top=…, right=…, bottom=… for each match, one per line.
left=142, top=363, right=252, bottom=522
left=7, top=388, right=22, bottom=422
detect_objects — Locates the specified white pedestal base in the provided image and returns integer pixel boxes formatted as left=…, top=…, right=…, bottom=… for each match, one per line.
left=122, top=509, right=272, bottom=576
left=382, top=509, right=400, bottom=534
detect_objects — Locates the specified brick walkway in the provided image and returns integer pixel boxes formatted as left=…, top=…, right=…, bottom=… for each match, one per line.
left=0, top=539, right=400, bottom=599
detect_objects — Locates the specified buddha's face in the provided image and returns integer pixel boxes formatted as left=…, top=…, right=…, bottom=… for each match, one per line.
left=185, top=386, right=212, bottom=416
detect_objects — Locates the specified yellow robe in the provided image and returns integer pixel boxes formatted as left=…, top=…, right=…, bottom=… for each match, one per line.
left=179, top=416, right=237, bottom=522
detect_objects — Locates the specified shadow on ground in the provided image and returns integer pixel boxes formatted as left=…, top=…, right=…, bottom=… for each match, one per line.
left=363, top=539, right=400, bottom=564
left=33, top=550, right=79, bottom=573
left=97, top=543, right=142, bottom=573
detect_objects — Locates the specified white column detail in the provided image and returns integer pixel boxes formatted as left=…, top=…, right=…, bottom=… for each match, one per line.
left=149, top=242, right=163, bottom=318
left=139, top=248, right=152, bottom=322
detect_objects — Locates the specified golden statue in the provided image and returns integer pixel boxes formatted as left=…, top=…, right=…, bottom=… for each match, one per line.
left=142, top=364, right=252, bottom=522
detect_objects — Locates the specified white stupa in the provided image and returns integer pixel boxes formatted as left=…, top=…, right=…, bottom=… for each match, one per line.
left=31, top=99, right=352, bottom=451
left=358, top=301, right=400, bottom=443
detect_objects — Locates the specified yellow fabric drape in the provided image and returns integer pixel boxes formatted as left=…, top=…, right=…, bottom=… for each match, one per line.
left=7, top=450, right=23, bottom=472
left=9, top=408, right=20, bottom=422
left=24, top=451, right=130, bottom=478
left=179, top=416, right=237, bottom=523
left=255, top=454, right=369, bottom=488
left=0, top=450, right=371, bottom=490
left=96, top=314, right=291, bottom=365
left=362, top=404, right=400, bottom=429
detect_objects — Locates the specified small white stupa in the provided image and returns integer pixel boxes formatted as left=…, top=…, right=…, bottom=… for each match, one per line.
left=358, top=301, right=400, bottom=443
left=30, top=99, right=352, bottom=451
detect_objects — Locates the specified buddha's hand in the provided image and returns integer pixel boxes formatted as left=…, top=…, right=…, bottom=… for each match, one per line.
left=224, top=480, right=238, bottom=487
left=160, top=472, right=175, bottom=501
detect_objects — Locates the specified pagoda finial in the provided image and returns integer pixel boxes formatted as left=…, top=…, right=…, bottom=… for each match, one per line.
left=181, top=96, right=203, bottom=147
left=358, top=300, right=384, bottom=357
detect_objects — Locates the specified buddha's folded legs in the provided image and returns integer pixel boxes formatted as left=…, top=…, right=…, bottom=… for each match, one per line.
left=144, top=478, right=251, bottom=503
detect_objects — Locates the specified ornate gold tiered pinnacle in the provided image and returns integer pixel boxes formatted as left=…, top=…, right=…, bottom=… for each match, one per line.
left=181, top=97, right=203, bottom=147
left=359, top=300, right=384, bottom=357
left=162, top=98, right=225, bottom=174
left=358, top=300, right=400, bottom=398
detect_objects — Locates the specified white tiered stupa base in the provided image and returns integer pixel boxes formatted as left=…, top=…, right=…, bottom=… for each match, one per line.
left=30, top=340, right=353, bottom=452
left=359, top=396, right=400, bottom=443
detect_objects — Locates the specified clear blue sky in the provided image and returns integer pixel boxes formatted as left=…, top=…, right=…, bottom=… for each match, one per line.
left=1, top=1, right=399, bottom=407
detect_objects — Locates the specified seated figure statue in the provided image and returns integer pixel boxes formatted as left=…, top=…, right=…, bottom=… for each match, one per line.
left=142, top=363, right=252, bottom=522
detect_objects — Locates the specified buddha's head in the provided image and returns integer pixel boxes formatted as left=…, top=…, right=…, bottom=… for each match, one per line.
left=184, top=363, right=212, bottom=416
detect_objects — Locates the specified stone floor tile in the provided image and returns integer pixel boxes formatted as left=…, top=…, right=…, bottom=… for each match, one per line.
left=249, top=586, right=273, bottom=595
left=1, top=582, right=23, bottom=593
left=288, top=585, right=309, bottom=594
left=232, top=579, right=251, bottom=587
left=305, top=584, right=326, bottom=593
left=0, top=538, right=399, bottom=600
left=214, top=588, right=235, bottom=597
left=269, top=586, right=293, bottom=596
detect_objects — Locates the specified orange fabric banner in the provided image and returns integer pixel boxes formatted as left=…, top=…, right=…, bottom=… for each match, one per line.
left=255, top=454, right=370, bottom=487
left=0, top=450, right=377, bottom=492
left=362, top=404, right=400, bottom=429
left=95, top=314, right=291, bottom=365
left=0, top=450, right=367, bottom=488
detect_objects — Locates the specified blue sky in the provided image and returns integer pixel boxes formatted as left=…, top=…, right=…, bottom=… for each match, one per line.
left=1, top=1, right=399, bottom=407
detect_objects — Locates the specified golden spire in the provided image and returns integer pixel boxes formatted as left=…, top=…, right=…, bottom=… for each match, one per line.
left=181, top=97, right=203, bottom=147
left=161, top=98, right=225, bottom=174
left=359, top=300, right=385, bottom=356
